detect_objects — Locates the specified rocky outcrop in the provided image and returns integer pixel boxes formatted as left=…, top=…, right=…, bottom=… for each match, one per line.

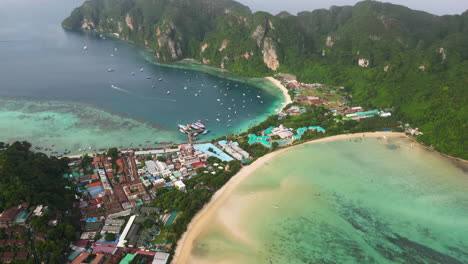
left=157, top=21, right=183, bottom=60
left=384, top=65, right=390, bottom=72
left=126, top=14, right=134, bottom=31
left=262, top=38, right=279, bottom=71
left=201, top=43, right=209, bottom=53
left=438, top=48, right=447, bottom=62
left=326, top=36, right=334, bottom=47
left=252, top=25, right=266, bottom=47
left=221, top=56, right=229, bottom=69
left=418, top=65, right=426, bottom=71
left=241, top=51, right=250, bottom=59
left=118, top=22, right=123, bottom=33
left=202, top=58, right=211, bottom=64
left=252, top=20, right=274, bottom=48
left=219, top=39, right=228, bottom=51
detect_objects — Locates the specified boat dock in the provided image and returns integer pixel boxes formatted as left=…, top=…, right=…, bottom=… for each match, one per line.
left=178, top=121, right=210, bottom=146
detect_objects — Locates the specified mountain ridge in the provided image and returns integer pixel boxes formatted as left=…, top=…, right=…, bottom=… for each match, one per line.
left=62, top=0, right=468, bottom=159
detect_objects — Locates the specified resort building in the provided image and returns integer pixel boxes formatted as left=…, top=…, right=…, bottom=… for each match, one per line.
left=248, top=134, right=272, bottom=148
left=218, top=141, right=250, bottom=161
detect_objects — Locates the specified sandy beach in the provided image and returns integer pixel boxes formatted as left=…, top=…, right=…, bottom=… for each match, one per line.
left=171, top=132, right=406, bottom=264
left=265, top=76, right=293, bottom=112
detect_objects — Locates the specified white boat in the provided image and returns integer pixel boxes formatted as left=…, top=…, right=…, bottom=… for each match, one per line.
left=257, top=95, right=261, bottom=98
left=195, top=94, right=198, bottom=96
left=195, top=121, right=205, bottom=128
left=108, top=68, right=114, bottom=72
left=166, top=91, right=171, bottom=95
left=178, top=124, right=187, bottom=130
left=158, top=78, right=163, bottom=81
left=184, top=87, right=188, bottom=90
left=202, top=130, right=210, bottom=135
left=216, top=119, right=221, bottom=122
left=83, top=45, right=88, bottom=50
left=131, top=72, right=135, bottom=75
left=146, top=76, right=151, bottom=79
left=140, top=68, right=144, bottom=72
left=114, top=48, right=118, bottom=51
left=217, top=99, right=221, bottom=102
left=242, top=93, right=245, bottom=96
left=179, top=129, right=186, bottom=134
left=152, top=85, right=156, bottom=88
left=110, top=53, right=114, bottom=57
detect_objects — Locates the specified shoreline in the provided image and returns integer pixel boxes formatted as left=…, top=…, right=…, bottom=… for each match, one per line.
left=264, top=76, right=293, bottom=112
left=171, top=132, right=406, bottom=264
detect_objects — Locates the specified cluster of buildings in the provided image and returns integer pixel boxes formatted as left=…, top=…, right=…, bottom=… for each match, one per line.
left=65, top=142, right=250, bottom=263
left=248, top=125, right=327, bottom=148
left=276, top=75, right=393, bottom=122
left=0, top=202, right=52, bottom=263
left=329, top=106, right=392, bottom=120
left=404, top=124, right=424, bottom=136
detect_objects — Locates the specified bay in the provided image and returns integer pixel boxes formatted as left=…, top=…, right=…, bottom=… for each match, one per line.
left=0, top=0, right=284, bottom=154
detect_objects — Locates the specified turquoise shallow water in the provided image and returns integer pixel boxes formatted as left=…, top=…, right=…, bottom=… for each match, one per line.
left=191, top=137, right=468, bottom=264
left=0, top=0, right=284, bottom=154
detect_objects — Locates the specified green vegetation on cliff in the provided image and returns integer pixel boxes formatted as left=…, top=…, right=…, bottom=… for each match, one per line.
left=63, top=0, right=468, bottom=159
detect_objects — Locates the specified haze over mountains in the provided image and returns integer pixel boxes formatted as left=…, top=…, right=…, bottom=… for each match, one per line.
left=63, top=0, right=468, bottom=159
left=238, top=0, right=468, bottom=16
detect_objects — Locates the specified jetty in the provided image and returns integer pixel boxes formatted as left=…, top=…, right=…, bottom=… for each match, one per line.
left=177, top=121, right=210, bottom=146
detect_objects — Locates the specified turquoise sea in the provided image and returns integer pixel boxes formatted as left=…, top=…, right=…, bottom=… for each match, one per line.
left=0, top=0, right=284, bottom=155
left=190, top=137, right=468, bottom=264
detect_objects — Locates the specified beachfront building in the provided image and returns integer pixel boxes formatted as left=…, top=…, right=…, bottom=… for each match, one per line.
left=309, top=126, right=326, bottom=133
left=346, top=110, right=379, bottom=120
left=248, top=134, right=272, bottom=148
left=270, top=125, right=294, bottom=139
left=218, top=141, right=250, bottom=161
left=193, top=143, right=234, bottom=162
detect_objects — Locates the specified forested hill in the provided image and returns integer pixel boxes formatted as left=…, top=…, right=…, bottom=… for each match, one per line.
left=63, top=0, right=468, bottom=159
left=0, top=142, right=75, bottom=211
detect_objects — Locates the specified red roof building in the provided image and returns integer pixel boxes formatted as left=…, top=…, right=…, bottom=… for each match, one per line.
left=14, top=251, right=28, bottom=260
left=0, top=207, right=20, bottom=228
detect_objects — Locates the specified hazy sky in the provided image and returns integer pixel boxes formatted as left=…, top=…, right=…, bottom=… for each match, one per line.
left=237, top=0, right=468, bottom=16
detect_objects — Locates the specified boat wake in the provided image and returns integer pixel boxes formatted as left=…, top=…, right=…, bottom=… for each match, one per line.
left=111, top=85, right=176, bottom=102
left=110, top=84, right=131, bottom=94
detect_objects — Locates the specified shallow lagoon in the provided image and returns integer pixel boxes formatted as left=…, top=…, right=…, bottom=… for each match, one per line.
left=190, top=137, right=468, bottom=264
